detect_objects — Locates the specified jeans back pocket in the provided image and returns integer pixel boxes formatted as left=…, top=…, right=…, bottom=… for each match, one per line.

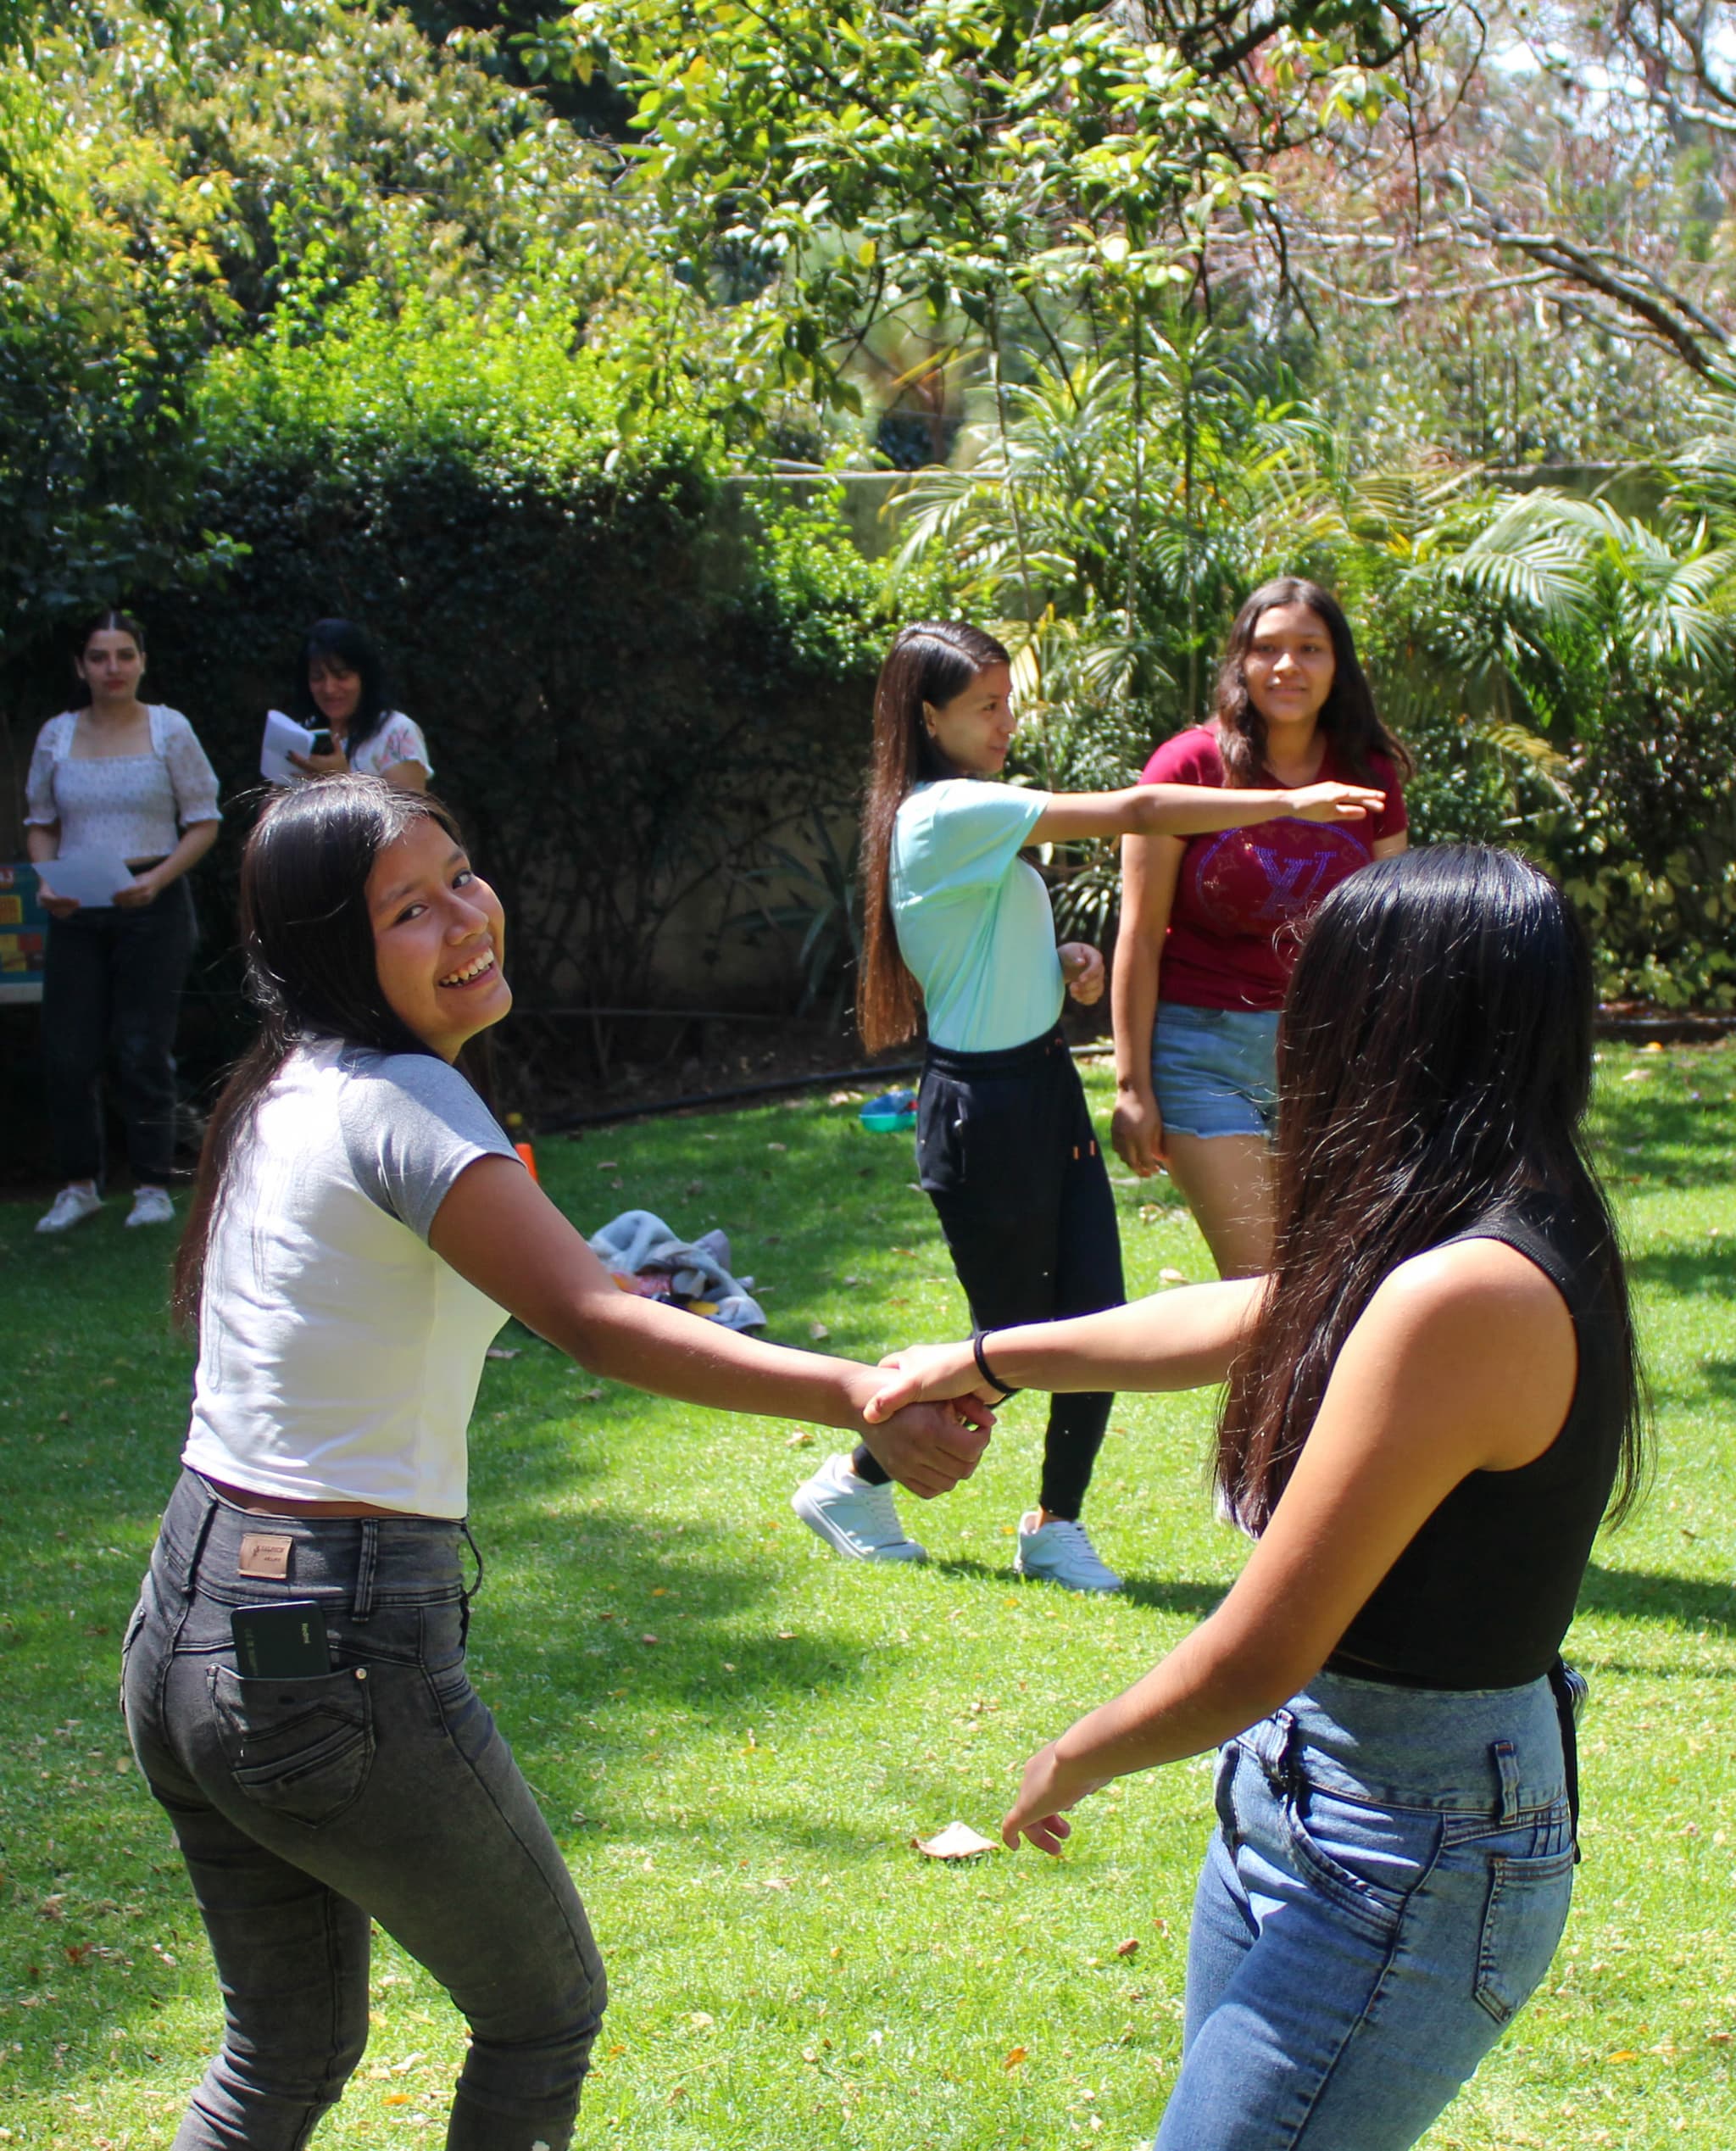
left=211, top=1663, right=376, bottom=1829
left=1473, top=1842, right=1575, bottom=2024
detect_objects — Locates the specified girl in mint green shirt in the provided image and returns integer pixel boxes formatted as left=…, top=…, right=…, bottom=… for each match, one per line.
left=790, top=621, right=1386, bottom=1590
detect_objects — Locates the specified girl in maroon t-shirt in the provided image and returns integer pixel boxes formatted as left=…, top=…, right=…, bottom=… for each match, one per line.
left=1110, top=579, right=1410, bottom=1276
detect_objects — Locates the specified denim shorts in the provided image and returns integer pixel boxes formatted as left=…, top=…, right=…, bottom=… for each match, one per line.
left=1151, top=1002, right=1279, bottom=1140
left=1155, top=1669, right=1577, bottom=2149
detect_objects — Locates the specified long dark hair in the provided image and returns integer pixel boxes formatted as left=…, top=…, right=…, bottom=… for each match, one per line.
left=1218, top=845, right=1646, bottom=1531
left=292, top=617, right=393, bottom=757
left=172, top=777, right=460, bottom=1330
left=857, top=621, right=1010, bottom=1053
left=1213, top=578, right=1410, bottom=789
left=70, top=609, right=147, bottom=707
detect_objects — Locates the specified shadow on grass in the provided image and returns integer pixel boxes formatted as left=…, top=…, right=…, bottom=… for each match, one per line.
left=1592, top=1061, right=1736, bottom=1194
left=926, top=1557, right=1226, bottom=1621
left=1578, top=1560, right=1736, bottom=1634
left=1623, top=1241, right=1736, bottom=1301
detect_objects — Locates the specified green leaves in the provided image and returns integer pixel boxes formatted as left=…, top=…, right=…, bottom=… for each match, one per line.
left=559, top=0, right=1310, bottom=409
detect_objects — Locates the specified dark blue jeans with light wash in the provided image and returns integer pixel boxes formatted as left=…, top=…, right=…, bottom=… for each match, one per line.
left=1155, top=1669, right=1577, bottom=2151
left=121, top=1471, right=607, bottom=2151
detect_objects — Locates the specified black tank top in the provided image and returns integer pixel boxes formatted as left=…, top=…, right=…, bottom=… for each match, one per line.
left=1325, top=1194, right=1627, bottom=1691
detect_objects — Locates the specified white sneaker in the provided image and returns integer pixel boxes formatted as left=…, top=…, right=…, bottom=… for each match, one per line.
left=1015, top=1511, right=1122, bottom=1593
left=792, top=1454, right=928, bottom=1563
left=125, top=1186, right=175, bottom=1229
left=36, top=1185, right=103, bottom=1234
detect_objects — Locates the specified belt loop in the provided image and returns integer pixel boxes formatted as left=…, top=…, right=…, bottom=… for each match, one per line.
left=351, top=1520, right=380, bottom=1622
left=1261, top=1707, right=1299, bottom=1796
left=1491, top=1737, right=1522, bottom=1823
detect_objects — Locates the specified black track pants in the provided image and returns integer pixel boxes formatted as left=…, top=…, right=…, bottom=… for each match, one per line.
left=854, top=1025, right=1126, bottom=1519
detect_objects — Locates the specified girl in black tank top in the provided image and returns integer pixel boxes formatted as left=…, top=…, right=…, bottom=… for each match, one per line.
left=862, top=846, right=1646, bottom=2151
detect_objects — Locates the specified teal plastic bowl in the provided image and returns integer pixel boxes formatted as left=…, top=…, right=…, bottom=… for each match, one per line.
left=859, top=1106, right=916, bottom=1134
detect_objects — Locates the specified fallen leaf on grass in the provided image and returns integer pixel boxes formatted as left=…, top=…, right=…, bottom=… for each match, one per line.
left=787, top=1429, right=814, bottom=1448
left=809, top=1320, right=831, bottom=1340
left=1115, top=1938, right=1139, bottom=1959
left=1605, top=2049, right=1639, bottom=2063
left=1004, top=2046, right=1027, bottom=2070
left=485, top=1347, right=520, bottom=1361
left=577, top=1385, right=604, bottom=1401
left=913, top=1821, right=999, bottom=1859
left=767, top=1141, right=787, bottom=1153
left=640, top=1634, right=659, bottom=1646
left=1159, top=1268, right=1188, bottom=1284
left=688, top=2012, right=715, bottom=2030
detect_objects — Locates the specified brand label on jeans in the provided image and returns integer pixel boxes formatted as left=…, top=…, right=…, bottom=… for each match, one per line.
left=237, top=1533, right=292, bottom=1580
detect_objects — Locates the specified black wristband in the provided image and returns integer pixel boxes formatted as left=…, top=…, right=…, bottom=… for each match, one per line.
left=972, top=1328, right=1021, bottom=1400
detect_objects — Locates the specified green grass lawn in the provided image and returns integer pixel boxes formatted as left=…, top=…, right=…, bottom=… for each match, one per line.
left=1, top=1042, right=1732, bottom=2150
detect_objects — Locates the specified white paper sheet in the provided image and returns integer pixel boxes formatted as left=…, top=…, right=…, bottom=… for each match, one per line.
left=260, top=709, right=318, bottom=783
left=36, top=850, right=134, bottom=909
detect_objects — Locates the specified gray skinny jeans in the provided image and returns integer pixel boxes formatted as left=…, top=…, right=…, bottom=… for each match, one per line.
left=122, top=1470, right=607, bottom=2151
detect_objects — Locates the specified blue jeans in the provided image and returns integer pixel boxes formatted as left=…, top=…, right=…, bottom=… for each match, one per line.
left=1155, top=1670, right=1576, bottom=2150
left=121, top=1471, right=607, bottom=2151
left=1150, top=1004, right=1279, bottom=1140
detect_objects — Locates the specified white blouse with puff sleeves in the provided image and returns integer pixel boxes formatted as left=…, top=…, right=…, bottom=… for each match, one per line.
left=25, top=706, right=222, bottom=861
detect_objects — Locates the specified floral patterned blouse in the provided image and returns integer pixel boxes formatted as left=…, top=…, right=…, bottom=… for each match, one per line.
left=348, top=712, right=432, bottom=779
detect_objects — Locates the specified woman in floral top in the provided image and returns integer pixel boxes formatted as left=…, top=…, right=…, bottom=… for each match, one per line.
left=284, top=618, right=432, bottom=792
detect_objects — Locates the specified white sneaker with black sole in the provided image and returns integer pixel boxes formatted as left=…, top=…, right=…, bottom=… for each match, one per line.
left=792, top=1454, right=928, bottom=1563
left=36, top=1185, right=103, bottom=1234
left=1015, top=1510, right=1122, bottom=1593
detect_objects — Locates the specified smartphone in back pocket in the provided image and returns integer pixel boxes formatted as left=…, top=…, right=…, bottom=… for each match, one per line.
left=232, top=1600, right=330, bottom=1679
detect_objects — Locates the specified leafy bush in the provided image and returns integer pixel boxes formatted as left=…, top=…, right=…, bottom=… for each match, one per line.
left=3, top=281, right=900, bottom=1066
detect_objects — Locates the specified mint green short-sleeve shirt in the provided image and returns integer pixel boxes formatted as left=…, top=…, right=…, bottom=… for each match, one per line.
left=890, top=778, right=1064, bottom=1053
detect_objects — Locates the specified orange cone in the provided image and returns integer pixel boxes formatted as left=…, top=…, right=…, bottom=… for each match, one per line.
left=514, top=1140, right=540, bottom=1184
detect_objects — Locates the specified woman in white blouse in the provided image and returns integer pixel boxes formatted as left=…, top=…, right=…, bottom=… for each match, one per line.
left=284, top=618, right=432, bottom=791
left=24, top=610, right=221, bottom=1234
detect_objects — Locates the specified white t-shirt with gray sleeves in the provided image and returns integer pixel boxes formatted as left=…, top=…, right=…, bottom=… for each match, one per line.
left=181, top=1040, right=521, bottom=1519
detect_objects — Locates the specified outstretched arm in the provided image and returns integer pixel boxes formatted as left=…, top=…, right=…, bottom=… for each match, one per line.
left=1031, top=779, right=1383, bottom=846
left=999, top=1240, right=1577, bottom=1851
left=865, top=1277, right=1267, bottom=1420
left=430, top=1155, right=994, bottom=1497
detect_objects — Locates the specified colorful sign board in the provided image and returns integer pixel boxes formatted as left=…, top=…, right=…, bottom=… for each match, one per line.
left=0, top=863, right=47, bottom=1003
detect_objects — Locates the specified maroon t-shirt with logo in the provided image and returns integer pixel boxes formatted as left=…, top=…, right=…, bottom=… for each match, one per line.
left=1141, top=725, right=1408, bottom=1011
